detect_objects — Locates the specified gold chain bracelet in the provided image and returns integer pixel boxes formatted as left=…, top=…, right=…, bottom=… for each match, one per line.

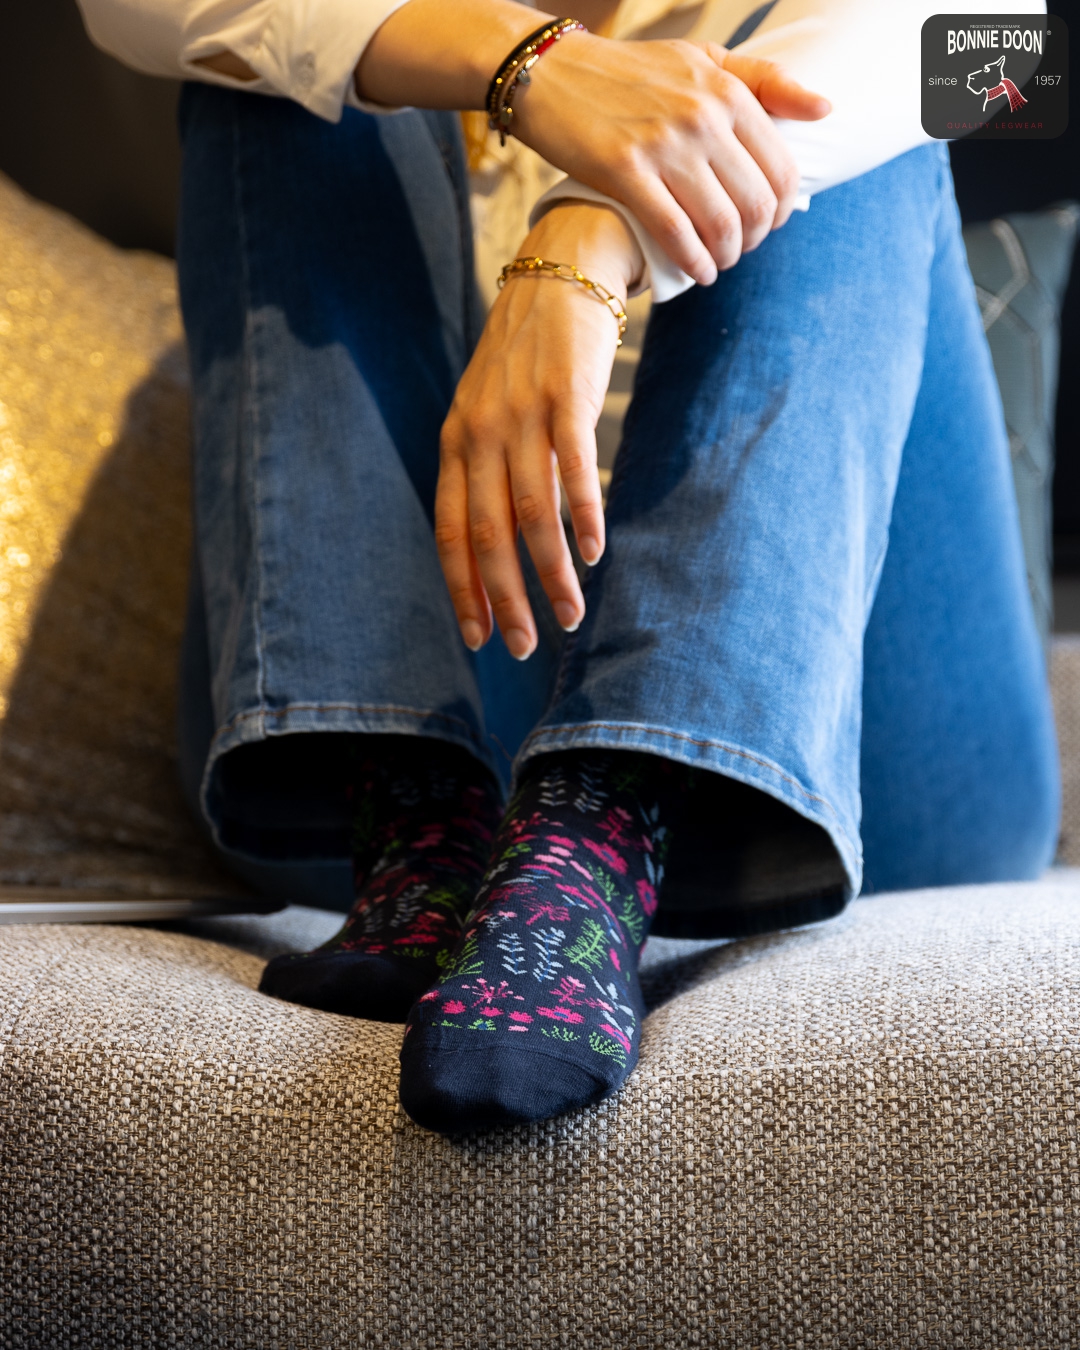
left=498, top=257, right=628, bottom=346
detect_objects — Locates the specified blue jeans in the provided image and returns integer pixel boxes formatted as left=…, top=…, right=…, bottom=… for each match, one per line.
left=176, top=85, right=1059, bottom=933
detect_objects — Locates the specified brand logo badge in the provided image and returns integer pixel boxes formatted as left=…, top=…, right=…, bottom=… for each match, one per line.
left=922, top=14, right=1068, bottom=139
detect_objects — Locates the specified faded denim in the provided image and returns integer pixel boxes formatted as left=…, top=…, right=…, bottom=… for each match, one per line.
left=176, top=84, right=1059, bottom=923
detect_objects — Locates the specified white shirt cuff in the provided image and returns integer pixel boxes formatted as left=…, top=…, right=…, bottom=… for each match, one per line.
left=529, top=179, right=809, bottom=304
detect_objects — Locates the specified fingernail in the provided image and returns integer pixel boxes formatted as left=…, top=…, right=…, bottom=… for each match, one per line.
left=505, top=627, right=533, bottom=661
left=579, top=535, right=601, bottom=566
left=461, top=620, right=484, bottom=651
left=554, top=602, right=580, bottom=632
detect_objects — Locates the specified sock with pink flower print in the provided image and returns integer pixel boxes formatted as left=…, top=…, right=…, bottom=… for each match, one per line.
left=259, top=737, right=501, bottom=1023
left=398, top=750, right=688, bottom=1133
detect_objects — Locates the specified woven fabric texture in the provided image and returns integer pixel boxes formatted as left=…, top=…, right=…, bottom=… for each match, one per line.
left=1, top=877, right=1078, bottom=1348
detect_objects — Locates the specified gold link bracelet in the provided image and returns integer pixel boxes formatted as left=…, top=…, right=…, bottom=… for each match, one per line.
left=498, top=257, right=628, bottom=346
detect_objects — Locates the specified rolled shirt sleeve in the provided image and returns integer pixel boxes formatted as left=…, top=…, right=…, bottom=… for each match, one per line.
left=75, top=0, right=413, bottom=122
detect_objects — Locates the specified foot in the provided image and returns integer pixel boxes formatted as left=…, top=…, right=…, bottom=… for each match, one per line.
left=398, top=750, right=686, bottom=1132
left=259, top=737, right=501, bottom=1021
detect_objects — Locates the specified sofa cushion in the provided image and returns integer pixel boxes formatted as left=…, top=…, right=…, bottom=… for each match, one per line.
left=1, top=876, right=1078, bottom=1346
left=0, top=170, right=246, bottom=908
left=1054, top=637, right=1080, bottom=865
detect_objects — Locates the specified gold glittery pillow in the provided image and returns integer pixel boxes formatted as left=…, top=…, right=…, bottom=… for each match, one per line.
left=0, top=172, right=249, bottom=916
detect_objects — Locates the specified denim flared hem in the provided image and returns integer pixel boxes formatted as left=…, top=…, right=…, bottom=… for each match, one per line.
left=195, top=701, right=503, bottom=903
left=516, top=720, right=861, bottom=898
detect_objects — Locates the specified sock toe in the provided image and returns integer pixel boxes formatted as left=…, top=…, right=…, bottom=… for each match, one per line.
left=399, top=1041, right=620, bottom=1134
left=259, top=951, right=428, bottom=1023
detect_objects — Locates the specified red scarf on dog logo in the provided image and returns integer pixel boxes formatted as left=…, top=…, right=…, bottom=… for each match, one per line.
left=985, top=78, right=1027, bottom=112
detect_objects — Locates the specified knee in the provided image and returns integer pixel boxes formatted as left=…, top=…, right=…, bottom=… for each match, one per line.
left=981, top=730, right=1062, bottom=881
left=861, top=714, right=1061, bottom=893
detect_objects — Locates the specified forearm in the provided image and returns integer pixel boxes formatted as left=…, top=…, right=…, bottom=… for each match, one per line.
left=357, top=0, right=623, bottom=106
left=355, top=0, right=557, bottom=108
left=79, top=0, right=828, bottom=285
left=198, top=0, right=567, bottom=105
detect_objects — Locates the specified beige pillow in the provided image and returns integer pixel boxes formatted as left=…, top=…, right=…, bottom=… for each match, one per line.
left=0, top=171, right=250, bottom=915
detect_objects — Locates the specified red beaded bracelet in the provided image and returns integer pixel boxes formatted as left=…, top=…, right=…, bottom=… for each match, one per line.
left=486, top=18, right=587, bottom=146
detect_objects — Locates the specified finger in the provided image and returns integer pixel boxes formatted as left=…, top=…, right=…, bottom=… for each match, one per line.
left=618, top=175, right=718, bottom=286
left=466, top=451, right=538, bottom=661
left=726, top=107, right=801, bottom=230
left=718, top=49, right=832, bottom=121
left=661, top=157, right=745, bottom=271
left=703, top=131, right=780, bottom=255
left=508, top=430, right=585, bottom=633
left=435, top=439, right=492, bottom=651
left=710, top=66, right=805, bottom=230
left=551, top=397, right=605, bottom=567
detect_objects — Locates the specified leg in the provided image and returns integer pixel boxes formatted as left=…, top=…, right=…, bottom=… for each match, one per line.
left=540, top=141, right=1057, bottom=906
left=399, top=144, right=1059, bottom=1131
left=176, top=86, right=557, bottom=899
left=859, top=187, right=1059, bottom=892
left=521, top=145, right=955, bottom=897
left=177, top=86, right=564, bottom=1013
left=399, top=147, right=939, bottom=1130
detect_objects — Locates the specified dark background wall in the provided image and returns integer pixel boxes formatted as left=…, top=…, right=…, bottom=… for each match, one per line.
left=947, top=0, right=1080, bottom=567
left=0, top=0, right=180, bottom=256
left=0, top=0, right=1076, bottom=564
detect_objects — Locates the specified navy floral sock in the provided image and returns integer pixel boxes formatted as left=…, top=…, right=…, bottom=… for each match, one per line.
left=398, top=750, right=687, bottom=1132
left=259, top=737, right=501, bottom=1022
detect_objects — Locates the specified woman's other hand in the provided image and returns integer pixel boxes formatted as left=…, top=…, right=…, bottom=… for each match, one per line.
left=436, top=202, right=640, bottom=660
left=355, top=0, right=830, bottom=285
left=515, top=38, right=830, bottom=283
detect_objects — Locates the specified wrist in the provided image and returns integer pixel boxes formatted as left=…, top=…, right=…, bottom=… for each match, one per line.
left=506, top=26, right=597, bottom=143
left=522, top=201, right=643, bottom=297
left=464, top=4, right=563, bottom=107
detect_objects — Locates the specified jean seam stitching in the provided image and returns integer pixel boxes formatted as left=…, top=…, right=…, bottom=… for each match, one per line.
left=232, top=104, right=267, bottom=729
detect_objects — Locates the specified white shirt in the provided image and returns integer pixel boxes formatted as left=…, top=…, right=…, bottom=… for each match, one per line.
left=75, top=0, right=1046, bottom=297
left=74, top=0, right=411, bottom=123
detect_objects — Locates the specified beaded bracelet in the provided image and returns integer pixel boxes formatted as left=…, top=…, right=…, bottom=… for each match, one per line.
left=498, top=257, right=628, bottom=346
left=486, top=18, right=586, bottom=146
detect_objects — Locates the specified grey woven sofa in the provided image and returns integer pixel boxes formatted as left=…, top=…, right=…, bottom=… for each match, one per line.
left=3, top=877, right=1080, bottom=1347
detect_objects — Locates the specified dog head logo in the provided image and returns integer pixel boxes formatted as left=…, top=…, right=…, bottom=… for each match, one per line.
left=967, top=54, right=1029, bottom=112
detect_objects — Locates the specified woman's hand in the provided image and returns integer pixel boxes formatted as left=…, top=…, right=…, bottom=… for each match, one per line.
left=515, top=39, right=830, bottom=283
left=355, top=0, right=830, bottom=283
left=436, top=202, right=640, bottom=660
